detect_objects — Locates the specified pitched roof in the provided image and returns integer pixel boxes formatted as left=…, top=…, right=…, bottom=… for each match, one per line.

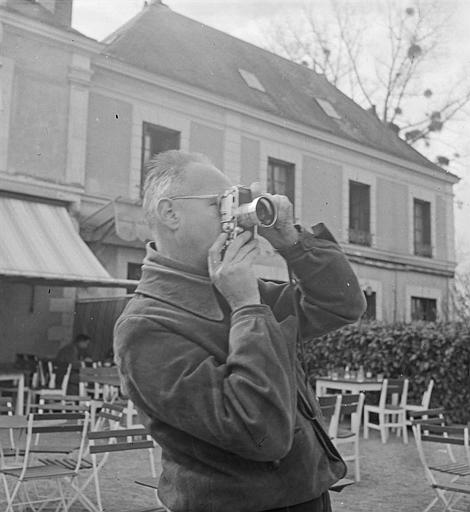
left=103, top=1, right=448, bottom=174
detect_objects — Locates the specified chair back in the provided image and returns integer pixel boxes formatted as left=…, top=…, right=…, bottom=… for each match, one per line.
left=318, top=394, right=341, bottom=438
left=409, top=407, right=446, bottom=426
left=379, top=378, right=408, bottom=408
left=339, top=393, right=365, bottom=434
left=421, top=379, right=434, bottom=408
left=94, top=401, right=125, bottom=431
left=59, top=364, right=72, bottom=394
left=19, top=411, right=89, bottom=479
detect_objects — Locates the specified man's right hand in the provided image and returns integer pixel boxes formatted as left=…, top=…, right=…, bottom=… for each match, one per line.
left=208, top=231, right=261, bottom=310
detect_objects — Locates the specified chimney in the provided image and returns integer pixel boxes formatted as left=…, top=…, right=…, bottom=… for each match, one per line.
left=37, top=0, right=74, bottom=27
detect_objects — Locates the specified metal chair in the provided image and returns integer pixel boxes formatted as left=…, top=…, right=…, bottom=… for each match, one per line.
left=68, top=427, right=160, bottom=512
left=0, top=411, right=90, bottom=512
left=410, top=408, right=470, bottom=512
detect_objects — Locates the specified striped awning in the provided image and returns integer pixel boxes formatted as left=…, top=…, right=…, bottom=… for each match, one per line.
left=0, top=196, right=138, bottom=288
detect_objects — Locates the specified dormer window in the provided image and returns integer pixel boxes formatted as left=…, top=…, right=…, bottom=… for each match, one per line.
left=316, top=98, right=341, bottom=119
left=238, top=69, right=265, bottom=92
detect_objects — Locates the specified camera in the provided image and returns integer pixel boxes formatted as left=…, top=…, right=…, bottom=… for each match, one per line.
left=219, top=185, right=277, bottom=244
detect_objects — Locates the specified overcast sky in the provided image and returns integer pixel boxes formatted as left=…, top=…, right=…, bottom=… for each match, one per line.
left=72, top=0, right=470, bottom=268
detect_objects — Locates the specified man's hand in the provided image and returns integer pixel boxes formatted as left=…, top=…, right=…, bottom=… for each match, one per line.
left=208, top=231, right=261, bottom=310
left=256, top=193, right=299, bottom=250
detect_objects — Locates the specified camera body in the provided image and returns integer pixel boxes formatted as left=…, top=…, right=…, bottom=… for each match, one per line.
left=219, top=185, right=277, bottom=244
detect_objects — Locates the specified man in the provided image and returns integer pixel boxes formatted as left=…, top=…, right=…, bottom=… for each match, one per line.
left=114, top=150, right=366, bottom=512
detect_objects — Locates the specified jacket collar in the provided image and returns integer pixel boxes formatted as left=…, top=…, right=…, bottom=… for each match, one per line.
left=135, top=242, right=224, bottom=321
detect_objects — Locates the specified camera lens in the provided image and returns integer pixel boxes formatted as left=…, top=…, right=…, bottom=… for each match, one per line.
left=256, top=197, right=276, bottom=226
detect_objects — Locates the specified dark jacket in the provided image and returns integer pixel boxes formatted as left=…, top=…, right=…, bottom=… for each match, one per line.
left=114, top=225, right=366, bottom=512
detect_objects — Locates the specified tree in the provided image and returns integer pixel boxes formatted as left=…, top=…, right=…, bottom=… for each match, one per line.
left=260, top=0, right=470, bottom=168
left=451, top=271, right=470, bottom=326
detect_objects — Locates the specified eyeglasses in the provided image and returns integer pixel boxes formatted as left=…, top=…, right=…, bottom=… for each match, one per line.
left=168, top=194, right=219, bottom=201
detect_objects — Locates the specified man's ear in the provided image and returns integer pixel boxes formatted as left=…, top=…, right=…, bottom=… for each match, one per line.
left=157, top=198, right=180, bottom=230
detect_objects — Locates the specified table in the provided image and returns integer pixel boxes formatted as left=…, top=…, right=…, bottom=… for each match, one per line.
left=315, top=377, right=383, bottom=396
left=0, top=370, right=25, bottom=415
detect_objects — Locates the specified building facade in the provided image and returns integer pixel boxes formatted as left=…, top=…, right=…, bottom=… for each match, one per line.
left=0, top=0, right=458, bottom=360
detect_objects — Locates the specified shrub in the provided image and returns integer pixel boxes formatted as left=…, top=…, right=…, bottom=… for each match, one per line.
left=302, top=321, right=470, bottom=424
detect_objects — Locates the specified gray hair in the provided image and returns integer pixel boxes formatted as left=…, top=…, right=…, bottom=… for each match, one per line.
left=143, top=150, right=212, bottom=230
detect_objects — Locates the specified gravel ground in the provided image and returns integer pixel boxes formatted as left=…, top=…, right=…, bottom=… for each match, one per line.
left=2, top=428, right=470, bottom=511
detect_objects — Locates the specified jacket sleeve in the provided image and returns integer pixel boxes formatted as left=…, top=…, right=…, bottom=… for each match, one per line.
left=260, top=223, right=367, bottom=339
left=114, top=305, right=298, bottom=462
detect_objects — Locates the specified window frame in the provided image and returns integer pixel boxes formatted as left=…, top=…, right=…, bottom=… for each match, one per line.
left=411, top=296, right=437, bottom=322
left=348, top=179, right=372, bottom=246
left=140, top=122, right=181, bottom=192
left=413, top=198, right=432, bottom=258
left=266, top=157, right=296, bottom=208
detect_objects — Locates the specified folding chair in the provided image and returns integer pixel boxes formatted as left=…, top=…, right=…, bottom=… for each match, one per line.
left=318, top=394, right=341, bottom=439
left=0, top=411, right=90, bottom=512
left=36, top=401, right=125, bottom=487
left=68, top=427, right=160, bottom=512
left=405, top=379, right=435, bottom=426
left=363, top=378, right=409, bottom=443
left=26, top=363, right=72, bottom=413
left=333, top=393, right=365, bottom=482
left=411, top=409, right=470, bottom=512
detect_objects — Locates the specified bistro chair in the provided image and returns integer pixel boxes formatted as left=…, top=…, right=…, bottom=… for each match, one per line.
left=363, top=378, right=409, bottom=444
left=67, top=427, right=161, bottom=512
left=405, top=379, right=435, bottom=426
left=26, top=363, right=72, bottom=413
left=0, top=411, right=90, bottom=512
left=333, top=393, right=365, bottom=482
left=410, top=409, right=470, bottom=512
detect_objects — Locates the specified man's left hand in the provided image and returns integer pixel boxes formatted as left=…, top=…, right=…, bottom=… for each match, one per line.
left=252, top=188, right=298, bottom=250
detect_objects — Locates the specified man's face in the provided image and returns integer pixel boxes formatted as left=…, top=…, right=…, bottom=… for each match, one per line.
left=173, top=162, right=231, bottom=270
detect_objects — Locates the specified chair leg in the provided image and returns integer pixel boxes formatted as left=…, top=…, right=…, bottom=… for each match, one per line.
left=379, top=413, right=387, bottom=444
left=363, top=410, right=369, bottom=439
left=401, top=414, right=408, bottom=444
left=354, top=439, right=360, bottom=482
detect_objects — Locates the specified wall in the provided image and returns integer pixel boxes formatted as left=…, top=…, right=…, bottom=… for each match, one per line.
left=376, top=178, right=409, bottom=253
left=85, top=92, right=133, bottom=197
left=0, top=283, right=75, bottom=362
left=3, top=27, right=70, bottom=182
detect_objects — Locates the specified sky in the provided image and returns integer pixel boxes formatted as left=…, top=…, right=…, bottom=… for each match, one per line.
left=72, top=0, right=470, bottom=268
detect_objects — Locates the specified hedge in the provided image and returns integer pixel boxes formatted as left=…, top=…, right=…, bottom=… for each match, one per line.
left=302, top=321, right=470, bottom=424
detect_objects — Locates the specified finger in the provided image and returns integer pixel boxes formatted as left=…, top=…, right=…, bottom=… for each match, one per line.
left=222, top=230, right=252, bottom=262
left=208, top=233, right=228, bottom=269
left=250, top=182, right=263, bottom=198
left=229, top=239, right=260, bottom=264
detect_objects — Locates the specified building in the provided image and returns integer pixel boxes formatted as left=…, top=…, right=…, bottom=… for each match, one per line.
left=0, top=0, right=459, bottom=360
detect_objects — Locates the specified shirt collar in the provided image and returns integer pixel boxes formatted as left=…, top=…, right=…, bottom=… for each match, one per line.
left=135, top=242, right=224, bottom=321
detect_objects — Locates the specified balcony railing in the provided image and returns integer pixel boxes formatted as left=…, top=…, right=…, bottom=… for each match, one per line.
left=348, top=228, right=372, bottom=247
left=414, top=242, right=432, bottom=258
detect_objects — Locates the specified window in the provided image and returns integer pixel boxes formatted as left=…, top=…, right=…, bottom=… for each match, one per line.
left=414, top=199, right=432, bottom=257
left=349, top=180, right=371, bottom=246
left=141, top=122, right=180, bottom=190
left=362, top=290, right=376, bottom=321
left=238, top=69, right=266, bottom=92
left=126, top=262, right=142, bottom=294
left=411, top=297, right=436, bottom=321
left=316, top=98, right=341, bottom=120
left=267, top=158, right=295, bottom=207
